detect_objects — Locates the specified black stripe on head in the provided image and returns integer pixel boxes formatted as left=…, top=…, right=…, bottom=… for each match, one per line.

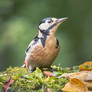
left=39, top=20, right=57, bottom=35
left=39, top=17, right=52, bottom=25
left=39, top=20, right=58, bottom=48
left=39, top=18, right=59, bottom=48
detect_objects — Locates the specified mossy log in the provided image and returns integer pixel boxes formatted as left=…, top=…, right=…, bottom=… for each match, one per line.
left=0, top=62, right=91, bottom=92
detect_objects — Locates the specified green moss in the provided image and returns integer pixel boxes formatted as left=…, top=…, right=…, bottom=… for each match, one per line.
left=0, top=66, right=79, bottom=92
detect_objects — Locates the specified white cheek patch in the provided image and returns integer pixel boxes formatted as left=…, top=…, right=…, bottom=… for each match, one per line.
left=39, top=23, right=51, bottom=30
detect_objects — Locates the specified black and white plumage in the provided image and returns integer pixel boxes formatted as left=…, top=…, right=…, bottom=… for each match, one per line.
left=24, top=17, right=67, bottom=72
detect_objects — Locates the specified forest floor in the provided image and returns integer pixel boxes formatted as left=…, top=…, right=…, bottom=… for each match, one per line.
left=0, top=62, right=92, bottom=92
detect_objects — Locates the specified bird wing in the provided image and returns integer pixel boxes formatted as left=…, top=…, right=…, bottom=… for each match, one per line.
left=25, top=35, right=39, bottom=53
left=25, top=35, right=41, bottom=61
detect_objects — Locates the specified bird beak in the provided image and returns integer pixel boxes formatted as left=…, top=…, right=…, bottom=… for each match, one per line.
left=56, top=17, right=68, bottom=24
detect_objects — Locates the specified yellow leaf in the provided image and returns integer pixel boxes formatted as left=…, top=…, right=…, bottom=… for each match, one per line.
left=79, top=61, right=92, bottom=71
left=62, top=71, right=92, bottom=91
left=62, top=78, right=88, bottom=92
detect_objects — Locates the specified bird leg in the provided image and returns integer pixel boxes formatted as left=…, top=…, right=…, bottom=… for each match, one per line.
left=40, top=66, right=54, bottom=72
left=28, top=65, right=36, bottom=73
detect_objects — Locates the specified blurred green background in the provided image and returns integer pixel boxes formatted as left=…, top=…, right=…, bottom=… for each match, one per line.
left=0, top=0, right=92, bottom=71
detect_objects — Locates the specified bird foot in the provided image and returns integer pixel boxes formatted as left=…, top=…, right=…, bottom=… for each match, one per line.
left=28, top=66, right=36, bottom=73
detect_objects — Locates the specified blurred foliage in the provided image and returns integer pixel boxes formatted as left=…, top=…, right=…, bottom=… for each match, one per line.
left=0, top=0, right=92, bottom=70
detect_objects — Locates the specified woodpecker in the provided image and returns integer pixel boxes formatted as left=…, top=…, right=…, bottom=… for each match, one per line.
left=24, top=17, right=67, bottom=72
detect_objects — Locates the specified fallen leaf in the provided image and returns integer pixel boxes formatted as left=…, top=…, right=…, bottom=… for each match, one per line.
left=3, top=76, right=14, bottom=92
left=43, top=71, right=55, bottom=77
left=79, top=61, right=92, bottom=71
left=62, top=71, right=92, bottom=90
left=62, top=71, right=92, bottom=81
left=62, top=78, right=88, bottom=92
left=44, top=88, right=52, bottom=92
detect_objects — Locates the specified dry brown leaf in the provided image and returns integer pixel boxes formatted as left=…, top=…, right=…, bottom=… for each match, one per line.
left=43, top=71, right=55, bottom=77
left=3, top=76, right=14, bottom=92
left=62, top=71, right=92, bottom=89
left=44, top=88, right=52, bottom=92
left=62, top=71, right=92, bottom=81
left=79, top=61, right=92, bottom=71
left=62, top=78, right=88, bottom=92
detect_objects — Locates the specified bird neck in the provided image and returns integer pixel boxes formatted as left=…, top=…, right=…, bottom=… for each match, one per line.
left=38, top=31, right=43, bottom=38
left=38, top=29, right=56, bottom=38
left=38, top=30, right=56, bottom=47
left=38, top=30, right=49, bottom=38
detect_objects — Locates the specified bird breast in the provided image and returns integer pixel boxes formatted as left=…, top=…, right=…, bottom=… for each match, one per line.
left=26, top=35, right=60, bottom=68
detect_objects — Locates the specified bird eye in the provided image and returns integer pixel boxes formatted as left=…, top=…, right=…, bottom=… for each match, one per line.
left=48, top=20, right=53, bottom=23
left=48, top=21, right=51, bottom=23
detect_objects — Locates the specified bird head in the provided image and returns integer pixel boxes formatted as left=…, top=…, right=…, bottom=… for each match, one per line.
left=38, top=17, right=67, bottom=35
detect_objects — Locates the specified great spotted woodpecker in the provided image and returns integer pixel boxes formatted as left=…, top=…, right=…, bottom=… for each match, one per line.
left=24, top=17, right=67, bottom=72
